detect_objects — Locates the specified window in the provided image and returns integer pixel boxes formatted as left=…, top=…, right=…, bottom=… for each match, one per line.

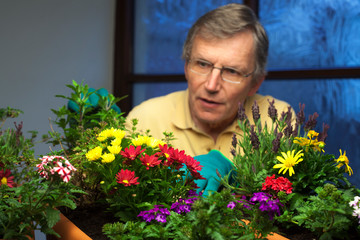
left=113, top=0, right=360, bottom=187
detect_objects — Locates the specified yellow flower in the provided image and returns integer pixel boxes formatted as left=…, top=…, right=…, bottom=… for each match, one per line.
left=335, top=149, right=353, bottom=176
left=293, top=130, right=325, bottom=152
left=101, top=153, right=115, bottom=163
left=97, top=128, right=126, bottom=144
left=111, top=137, right=122, bottom=146
left=132, top=135, right=166, bottom=148
left=112, top=129, right=126, bottom=140
left=147, top=137, right=166, bottom=148
left=86, top=146, right=103, bottom=161
left=273, top=150, right=304, bottom=176
left=293, top=137, right=310, bottom=147
left=107, top=145, right=121, bottom=154
left=307, top=130, right=319, bottom=138
left=132, top=135, right=148, bottom=146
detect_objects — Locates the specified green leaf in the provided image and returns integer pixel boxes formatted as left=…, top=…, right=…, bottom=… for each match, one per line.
left=45, top=207, right=61, bottom=228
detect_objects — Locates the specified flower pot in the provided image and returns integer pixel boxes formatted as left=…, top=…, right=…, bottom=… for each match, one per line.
left=264, top=232, right=289, bottom=240
left=240, top=219, right=289, bottom=240
left=46, top=213, right=91, bottom=240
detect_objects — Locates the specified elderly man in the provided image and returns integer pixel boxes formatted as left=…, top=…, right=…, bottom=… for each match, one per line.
left=126, top=3, right=292, bottom=194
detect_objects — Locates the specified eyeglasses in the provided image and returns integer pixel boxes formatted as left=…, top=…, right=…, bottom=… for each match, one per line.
left=188, top=58, right=255, bottom=84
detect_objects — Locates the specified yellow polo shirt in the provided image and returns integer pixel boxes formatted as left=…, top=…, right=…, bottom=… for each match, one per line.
left=126, top=89, right=292, bottom=160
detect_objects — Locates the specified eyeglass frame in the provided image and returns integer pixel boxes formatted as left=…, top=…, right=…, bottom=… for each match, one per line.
left=187, top=58, right=255, bottom=84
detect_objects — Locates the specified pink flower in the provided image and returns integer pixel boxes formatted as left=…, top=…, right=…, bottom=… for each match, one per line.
left=37, top=156, right=76, bottom=183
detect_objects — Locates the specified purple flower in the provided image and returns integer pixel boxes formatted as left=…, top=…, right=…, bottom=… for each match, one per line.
left=155, top=214, right=167, bottom=223
left=304, top=112, right=319, bottom=131
left=267, top=99, right=278, bottom=121
left=258, top=202, right=270, bottom=212
left=296, top=103, right=305, bottom=126
left=138, top=205, right=170, bottom=223
left=187, top=189, right=198, bottom=197
left=170, top=196, right=198, bottom=214
left=272, top=132, right=283, bottom=153
left=137, top=212, right=155, bottom=222
left=250, top=192, right=270, bottom=202
left=159, top=207, right=170, bottom=215
left=171, top=202, right=188, bottom=214
left=237, top=102, right=247, bottom=121
left=230, top=148, right=236, bottom=157
left=250, top=125, right=260, bottom=150
left=252, top=101, right=260, bottom=123
left=250, top=192, right=282, bottom=220
left=227, top=201, right=236, bottom=209
left=231, top=134, right=237, bottom=148
left=318, top=123, right=330, bottom=142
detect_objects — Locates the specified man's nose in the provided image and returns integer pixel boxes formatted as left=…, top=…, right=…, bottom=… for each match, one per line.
left=204, top=67, right=222, bottom=92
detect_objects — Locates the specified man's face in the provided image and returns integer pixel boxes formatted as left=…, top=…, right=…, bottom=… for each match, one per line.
left=184, top=30, right=263, bottom=132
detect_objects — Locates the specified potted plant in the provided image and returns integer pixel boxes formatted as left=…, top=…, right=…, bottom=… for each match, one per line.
left=46, top=82, right=290, bottom=239
left=223, top=100, right=360, bottom=239
left=47, top=81, right=360, bottom=239
left=0, top=107, right=81, bottom=239
left=45, top=81, right=205, bottom=238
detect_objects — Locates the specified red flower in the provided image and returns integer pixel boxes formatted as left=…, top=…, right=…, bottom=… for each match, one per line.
left=169, top=148, right=187, bottom=166
left=184, top=155, right=204, bottom=180
left=121, top=145, right=145, bottom=164
left=262, top=174, right=292, bottom=194
left=116, top=169, right=140, bottom=186
left=140, top=154, right=162, bottom=170
left=0, top=169, right=15, bottom=188
left=158, top=144, right=175, bottom=166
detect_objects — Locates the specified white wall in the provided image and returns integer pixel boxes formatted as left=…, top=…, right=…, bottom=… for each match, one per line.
left=0, top=0, right=115, bottom=158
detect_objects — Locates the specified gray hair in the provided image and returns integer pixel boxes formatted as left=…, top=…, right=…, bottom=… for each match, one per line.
left=182, top=3, right=268, bottom=82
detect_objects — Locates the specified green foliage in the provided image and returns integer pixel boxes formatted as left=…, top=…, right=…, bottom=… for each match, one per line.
left=292, top=184, right=360, bottom=239
left=45, top=80, right=125, bottom=150
left=44, top=81, right=204, bottom=230
left=80, top=126, right=201, bottom=222
left=226, top=101, right=360, bottom=238
left=44, top=80, right=126, bottom=205
left=103, top=189, right=272, bottom=240
left=0, top=107, right=82, bottom=239
left=0, top=107, right=37, bottom=182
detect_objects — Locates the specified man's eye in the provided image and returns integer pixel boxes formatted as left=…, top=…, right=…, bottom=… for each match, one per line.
left=223, top=68, right=241, bottom=76
left=196, top=61, right=211, bottom=68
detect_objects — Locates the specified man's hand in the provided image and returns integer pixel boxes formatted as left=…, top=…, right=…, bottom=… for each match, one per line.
left=194, top=150, right=234, bottom=196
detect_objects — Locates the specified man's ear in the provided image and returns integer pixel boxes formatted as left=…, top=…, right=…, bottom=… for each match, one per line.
left=248, top=76, right=265, bottom=96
